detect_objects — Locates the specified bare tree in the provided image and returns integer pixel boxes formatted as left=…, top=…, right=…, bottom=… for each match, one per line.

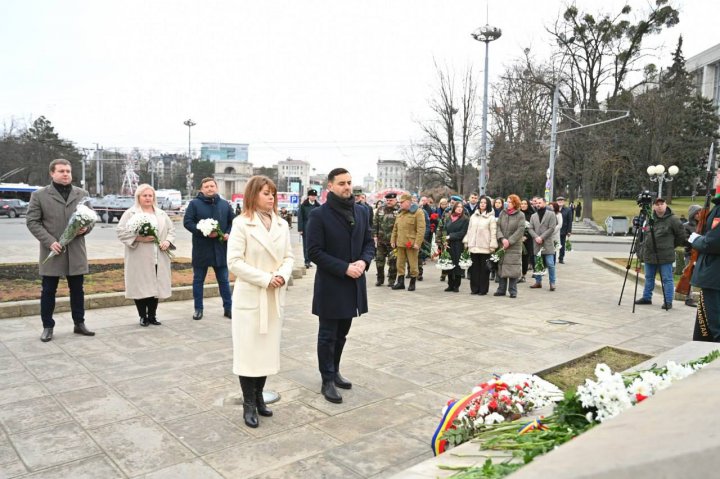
left=416, top=62, right=479, bottom=195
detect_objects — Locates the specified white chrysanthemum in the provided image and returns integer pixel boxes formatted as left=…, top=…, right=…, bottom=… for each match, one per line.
left=127, top=213, right=158, bottom=233
left=197, top=218, right=219, bottom=236
left=484, top=413, right=505, bottom=425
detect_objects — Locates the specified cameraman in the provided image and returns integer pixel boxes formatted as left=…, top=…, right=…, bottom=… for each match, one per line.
left=635, top=198, right=686, bottom=310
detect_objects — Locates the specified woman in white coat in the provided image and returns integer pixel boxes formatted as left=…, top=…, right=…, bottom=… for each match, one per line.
left=463, top=196, right=497, bottom=295
left=117, top=184, right=175, bottom=326
left=227, top=176, right=294, bottom=428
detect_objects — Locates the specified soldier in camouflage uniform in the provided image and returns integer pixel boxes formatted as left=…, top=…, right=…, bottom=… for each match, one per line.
left=373, top=192, right=399, bottom=286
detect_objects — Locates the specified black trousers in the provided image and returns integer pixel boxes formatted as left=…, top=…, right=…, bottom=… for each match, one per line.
left=469, top=253, right=491, bottom=294
left=41, top=275, right=85, bottom=329
left=134, top=297, right=159, bottom=319
left=559, top=234, right=567, bottom=261
left=317, top=317, right=352, bottom=381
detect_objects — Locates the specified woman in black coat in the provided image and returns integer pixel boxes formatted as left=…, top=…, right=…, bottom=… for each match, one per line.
left=443, top=202, right=469, bottom=292
left=520, top=198, right=535, bottom=283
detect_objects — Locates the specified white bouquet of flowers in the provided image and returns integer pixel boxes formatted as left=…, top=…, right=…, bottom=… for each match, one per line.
left=127, top=212, right=174, bottom=259
left=42, top=201, right=97, bottom=264
left=458, top=249, right=473, bottom=269
left=197, top=218, right=225, bottom=242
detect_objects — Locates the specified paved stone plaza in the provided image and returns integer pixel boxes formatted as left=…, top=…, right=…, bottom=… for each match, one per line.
left=0, top=229, right=696, bottom=478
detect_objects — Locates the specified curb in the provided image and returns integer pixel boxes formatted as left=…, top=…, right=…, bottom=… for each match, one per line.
left=0, top=265, right=308, bottom=320
left=592, top=257, right=692, bottom=301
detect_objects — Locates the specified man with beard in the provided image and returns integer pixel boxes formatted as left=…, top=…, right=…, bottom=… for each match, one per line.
left=183, top=178, right=234, bottom=320
left=307, top=168, right=375, bottom=404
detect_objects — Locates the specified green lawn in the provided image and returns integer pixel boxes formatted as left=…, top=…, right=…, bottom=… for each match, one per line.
left=587, top=197, right=701, bottom=227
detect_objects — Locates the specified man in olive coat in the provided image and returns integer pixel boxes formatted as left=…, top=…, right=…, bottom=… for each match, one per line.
left=529, top=197, right=558, bottom=290
left=26, top=158, right=95, bottom=342
left=307, top=168, right=375, bottom=404
left=635, top=198, right=686, bottom=309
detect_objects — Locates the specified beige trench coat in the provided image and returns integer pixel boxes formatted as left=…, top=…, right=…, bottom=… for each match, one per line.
left=227, top=212, right=294, bottom=377
left=26, top=185, right=94, bottom=277
left=116, top=207, right=176, bottom=299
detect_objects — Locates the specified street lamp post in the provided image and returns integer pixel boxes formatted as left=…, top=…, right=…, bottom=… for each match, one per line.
left=183, top=119, right=196, bottom=198
left=647, top=164, right=679, bottom=198
left=472, top=24, right=502, bottom=196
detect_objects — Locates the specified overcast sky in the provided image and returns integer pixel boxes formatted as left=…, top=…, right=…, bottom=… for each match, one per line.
left=2, top=0, right=718, bottom=182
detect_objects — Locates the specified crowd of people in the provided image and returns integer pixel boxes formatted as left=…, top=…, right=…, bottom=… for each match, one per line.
left=24, top=159, right=720, bottom=430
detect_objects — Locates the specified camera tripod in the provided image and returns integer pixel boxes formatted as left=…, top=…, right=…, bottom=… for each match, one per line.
left=618, top=204, right=669, bottom=313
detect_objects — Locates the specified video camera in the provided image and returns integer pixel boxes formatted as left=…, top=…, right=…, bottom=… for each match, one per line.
left=636, top=190, right=653, bottom=207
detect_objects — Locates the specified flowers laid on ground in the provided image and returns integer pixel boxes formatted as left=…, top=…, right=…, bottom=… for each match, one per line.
left=432, top=374, right=563, bottom=455
left=433, top=350, right=719, bottom=478
left=43, top=201, right=97, bottom=264
left=127, top=213, right=174, bottom=259
left=458, top=249, right=472, bottom=269
left=196, top=218, right=225, bottom=242
left=533, top=252, right=546, bottom=275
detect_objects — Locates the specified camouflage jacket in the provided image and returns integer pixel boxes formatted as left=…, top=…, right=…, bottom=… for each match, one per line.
left=374, top=205, right=399, bottom=243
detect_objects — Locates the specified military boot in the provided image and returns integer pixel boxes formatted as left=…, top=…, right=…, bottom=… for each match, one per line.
left=375, top=274, right=384, bottom=287
left=391, top=276, right=406, bottom=290
left=407, top=277, right=417, bottom=291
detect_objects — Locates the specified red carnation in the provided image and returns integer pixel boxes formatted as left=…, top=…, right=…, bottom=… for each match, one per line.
left=405, top=241, right=413, bottom=248
left=635, top=393, right=648, bottom=403
left=488, top=400, right=498, bottom=410
left=430, top=213, right=439, bottom=220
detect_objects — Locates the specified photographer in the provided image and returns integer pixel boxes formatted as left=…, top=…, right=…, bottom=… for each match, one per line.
left=635, top=198, right=686, bottom=310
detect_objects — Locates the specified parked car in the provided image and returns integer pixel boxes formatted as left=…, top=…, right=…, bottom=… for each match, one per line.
left=0, top=199, right=29, bottom=218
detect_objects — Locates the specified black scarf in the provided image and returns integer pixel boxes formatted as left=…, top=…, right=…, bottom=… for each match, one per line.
left=536, top=207, right=546, bottom=221
left=327, top=191, right=356, bottom=228
left=52, top=181, right=72, bottom=201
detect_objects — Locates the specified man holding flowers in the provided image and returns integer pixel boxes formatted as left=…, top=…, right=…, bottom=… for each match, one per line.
left=26, top=158, right=96, bottom=342
left=183, top=177, right=234, bottom=320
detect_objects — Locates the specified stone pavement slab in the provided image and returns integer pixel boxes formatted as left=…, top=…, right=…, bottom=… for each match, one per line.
left=0, top=247, right=700, bottom=477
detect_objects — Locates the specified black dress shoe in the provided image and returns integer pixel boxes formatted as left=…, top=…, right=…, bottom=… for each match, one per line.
left=321, top=380, right=343, bottom=403
left=662, top=302, right=673, bottom=310
left=634, top=298, right=652, bottom=305
left=224, top=309, right=232, bottom=319
left=493, top=292, right=506, bottom=296
left=509, top=293, right=517, bottom=298
left=334, top=372, right=352, bottom=389
left=73, top=323, right=95, bottom=336
left=40, top=328, right=53, bottom=342
left=139, top=317, right=149, bottom=327
left=148, top=318, right=162, bottom=326
left=192, top=309, right=203, bottom=320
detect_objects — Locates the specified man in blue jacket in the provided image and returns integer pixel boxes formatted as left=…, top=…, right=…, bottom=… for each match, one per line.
left=307, top=168, right=375, bottom=404
left=183, top=178, right=234, bottom=320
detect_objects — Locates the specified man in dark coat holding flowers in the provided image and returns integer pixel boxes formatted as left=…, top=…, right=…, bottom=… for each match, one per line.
left=307, top=168, right=375, bottom=404
left=183, top=178, right=234, bottom=320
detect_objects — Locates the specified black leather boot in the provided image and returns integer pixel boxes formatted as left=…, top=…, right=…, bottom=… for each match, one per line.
left=147, top=298, right=161, bottom=325
left=375, top=275, right=384, bottom=287
left=238, top=376, right=258, bottom=428
left=73, top=323, right=95, bottom=336
left=407, top=277, right=417, bottom=291
left=40, top=328, right=53, bottom=342
left=391, top=276, right=406, bottom=290
left=254, top=376, right=273, bottom=417
left=334, top=372, right=352, bottom=389
left=321, top=380, right=343, bottom=403
left=386, top=277, right=396, bottom=287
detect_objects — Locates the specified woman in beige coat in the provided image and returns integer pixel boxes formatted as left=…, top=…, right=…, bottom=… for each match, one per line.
left=463, top=196, right=497, bottom=295
left=117, top=184, right=175, bottom=326
left=227, top=176, right=294, bottom=428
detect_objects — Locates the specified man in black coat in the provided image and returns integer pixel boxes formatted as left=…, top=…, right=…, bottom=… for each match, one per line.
left=298, top=189, right=320, bottom=268
left=307, top=168, right=375, bottom=404
left=556, top=196, right=573, bottom=263
left=183, top=178, right=234, bottom=320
